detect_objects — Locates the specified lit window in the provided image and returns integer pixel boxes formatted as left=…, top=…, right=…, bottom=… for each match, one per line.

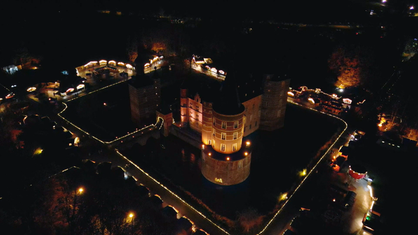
left=208, top=139, right=212, bottom=145
left=232, top=143, right=237, bottom=152
left=221, top=122, right=226, bottom=129
left=221, top=144, right=226, bottom=152
left=234, top=121, right=238, bottom=129
left=233, top=132, right=238, bottom=140
left=213, top=131, right=215, bottom=137
left=221, top=133, right=226, bottom=140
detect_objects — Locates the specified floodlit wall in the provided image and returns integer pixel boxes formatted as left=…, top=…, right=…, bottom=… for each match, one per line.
left=201, top=150, right=251, bottom=186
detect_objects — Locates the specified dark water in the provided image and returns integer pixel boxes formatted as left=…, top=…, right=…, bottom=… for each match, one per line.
left=62, top=82, right=136, bottom=141
left=122, top=104, right=344, bottom=219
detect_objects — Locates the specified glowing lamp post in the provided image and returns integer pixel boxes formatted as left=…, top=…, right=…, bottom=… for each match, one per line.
left=299, top=169, right=307, bottom=177
left=71, top=186, right=85, bottom=233
left=78, top=187, right=84, bottom=195
left=127, top=212, right=135, bottom=235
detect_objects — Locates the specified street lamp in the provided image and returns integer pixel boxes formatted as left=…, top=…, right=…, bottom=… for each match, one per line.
left=78, top=187, right=84, bottom=195
left=71, top=186, right=85, bottom=234
left=127, top=212, right=135, bottom=235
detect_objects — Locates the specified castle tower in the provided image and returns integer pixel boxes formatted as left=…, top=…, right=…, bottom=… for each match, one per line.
left=180, top=88, right=189, bottom=127
left=259, top=74, right=290, bottom=130
left=129, top=56, right=161, bottom=126
left=201, top=72, right=252, bottom=186
left=201, top=101, right=213, bottom=145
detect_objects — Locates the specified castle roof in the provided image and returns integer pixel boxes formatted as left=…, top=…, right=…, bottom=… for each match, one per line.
left=213, top=71, right=245, bottom=115
left=180, top=72, right=221, bottom=102
left=129, top=70, right=159, bottom=88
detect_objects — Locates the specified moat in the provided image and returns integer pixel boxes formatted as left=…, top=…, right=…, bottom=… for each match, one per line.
left=121, top=104, right=343, bottom=219
left=61, top=81, right=344, bottom=220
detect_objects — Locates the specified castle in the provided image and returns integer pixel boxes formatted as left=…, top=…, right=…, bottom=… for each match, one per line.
left=129, top=60, right=290, bottom=186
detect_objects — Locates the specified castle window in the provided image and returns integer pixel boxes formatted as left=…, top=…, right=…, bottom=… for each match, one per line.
left=213, top=130, right=216, bottom=137
left=221, top=133, right=226, bottom=140
left=208, top=139, right=212, bottom=145
left=221, top=144, right=226, bottom=152
left=249, top=124, right=252, bottom=130
left=234, top=121, right=238, bottom=129
left=221, top=122, right=226, bottom=129
left=232, top=143, right=237, bottom=152
left=233, top=132, right=238, bottom=140
left=255, top=121, right=258, bottom=127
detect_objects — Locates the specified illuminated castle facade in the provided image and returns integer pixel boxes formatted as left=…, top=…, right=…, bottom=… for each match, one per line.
left=179, top=71, right=290, bottom=185
left=180, top=74, right=290, bottom=138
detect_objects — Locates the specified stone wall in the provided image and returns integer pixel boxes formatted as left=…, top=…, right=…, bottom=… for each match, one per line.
left=201, top=151, right=251, bottom=186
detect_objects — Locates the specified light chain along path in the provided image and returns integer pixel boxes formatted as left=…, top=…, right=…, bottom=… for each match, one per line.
left=56, top=73, right=354, bottom=235
left=86, top=148, right=230, bottom=235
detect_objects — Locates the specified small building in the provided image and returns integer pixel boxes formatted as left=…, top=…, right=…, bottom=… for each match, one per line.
left=348, top=164, right=367, bottom=181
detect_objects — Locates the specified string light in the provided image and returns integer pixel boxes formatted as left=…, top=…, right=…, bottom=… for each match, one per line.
left=116, top=150, right=230, bottom=235
left=258, top=99, right=348, bottom=234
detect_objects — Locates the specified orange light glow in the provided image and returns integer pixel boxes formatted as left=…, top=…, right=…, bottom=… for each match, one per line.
left=245, top=141, right=251, bottom=147
left=244, top=152, right=248, bottom=156
left=78, top=187, right=84, bottom=194
left=208, top=152, right=211, bottom=156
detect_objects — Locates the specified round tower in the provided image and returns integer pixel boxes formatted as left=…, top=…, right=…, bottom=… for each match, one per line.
left=201, top=101, right=213, bottom=145
left=201, top=73, right=252, bottom=186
